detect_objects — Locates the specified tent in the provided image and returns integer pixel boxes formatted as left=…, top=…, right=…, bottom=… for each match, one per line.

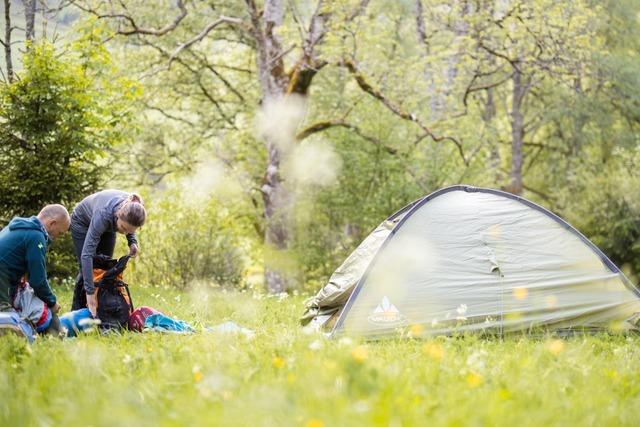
left=301, top=185, right=640, bottom=339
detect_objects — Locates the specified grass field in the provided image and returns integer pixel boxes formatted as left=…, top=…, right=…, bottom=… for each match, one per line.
left=2, top=285, right=640, bottom=427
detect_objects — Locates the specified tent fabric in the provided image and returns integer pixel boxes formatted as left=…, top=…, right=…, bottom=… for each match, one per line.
left=303, top=186, right=640, bottom=339
left=300, top=204, right=413, bottom=327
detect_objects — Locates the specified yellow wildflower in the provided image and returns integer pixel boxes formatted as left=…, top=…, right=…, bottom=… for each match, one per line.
left=272, top=356, right=286, bottom=369
left=423, top=342, right=444, bottom=361
left=352, top=345, right=368, bottom=363
left=409, top=323, right=424, bottom=337
left=547, top=339, right=565, bottom=355
left=466, top=372, right=483, bottom=388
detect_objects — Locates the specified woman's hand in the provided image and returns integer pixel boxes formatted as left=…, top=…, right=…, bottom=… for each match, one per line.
left=129, top=243, right=139, bottom=258
left=86, top=292, right=98, bottom=317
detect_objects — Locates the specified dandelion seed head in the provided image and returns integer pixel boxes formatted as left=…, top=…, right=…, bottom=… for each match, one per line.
left=308, top=339, right=323, bottom=351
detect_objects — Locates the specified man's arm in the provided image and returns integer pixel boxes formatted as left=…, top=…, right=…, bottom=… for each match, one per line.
left=25, top=236, right=56, bottom=308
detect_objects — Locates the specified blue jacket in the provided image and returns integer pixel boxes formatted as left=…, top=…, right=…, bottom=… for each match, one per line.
left=0, top=216, right=56, bottom=310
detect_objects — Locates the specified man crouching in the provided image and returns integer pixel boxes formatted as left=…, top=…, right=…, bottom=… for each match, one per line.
left=0, top=205, right=70, bottom=337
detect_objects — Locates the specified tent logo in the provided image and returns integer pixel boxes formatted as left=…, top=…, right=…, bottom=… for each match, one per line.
left=368, top=296, right=407, bottom=326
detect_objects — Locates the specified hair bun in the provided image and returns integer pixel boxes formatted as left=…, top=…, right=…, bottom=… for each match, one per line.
left=128, top=193, right=143, bottom=204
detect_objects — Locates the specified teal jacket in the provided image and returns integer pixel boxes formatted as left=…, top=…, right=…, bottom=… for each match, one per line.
left=0, top=216, right=56, bottom=310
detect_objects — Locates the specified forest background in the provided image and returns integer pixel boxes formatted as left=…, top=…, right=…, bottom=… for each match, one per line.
left=2, top=0, right=640, bottom=296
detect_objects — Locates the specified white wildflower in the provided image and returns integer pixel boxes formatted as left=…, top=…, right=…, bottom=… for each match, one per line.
left=338, top=337, right=353, bottom=346
left=308, top=339, right=323, bottom=351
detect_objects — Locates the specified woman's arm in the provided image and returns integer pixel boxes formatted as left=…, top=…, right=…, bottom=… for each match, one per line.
left=80, top=214, right=108, bottom=295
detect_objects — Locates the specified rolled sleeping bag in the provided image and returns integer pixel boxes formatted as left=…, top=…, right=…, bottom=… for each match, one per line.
left=59, top=309, right=100, bottom=337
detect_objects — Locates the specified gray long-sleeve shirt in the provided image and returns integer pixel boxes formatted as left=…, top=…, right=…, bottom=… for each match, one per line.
left=72, top=190, right=138, bottom=294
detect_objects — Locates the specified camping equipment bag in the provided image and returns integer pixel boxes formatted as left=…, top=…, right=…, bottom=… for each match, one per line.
left=0, top=311, right=35, bottom=342
left=128, top=306, right=161, bottom=332
left=59, top=308, right=98, bottom=337
left=93, top=255, right=134, bottom=330
left=13, top=281, right=52, bottom=333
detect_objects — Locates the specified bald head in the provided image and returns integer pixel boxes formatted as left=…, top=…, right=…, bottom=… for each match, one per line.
left=38, top=204, right=70, bottom=239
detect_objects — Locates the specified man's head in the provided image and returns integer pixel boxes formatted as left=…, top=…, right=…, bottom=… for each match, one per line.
left=37, top=204, right=70, bottom=240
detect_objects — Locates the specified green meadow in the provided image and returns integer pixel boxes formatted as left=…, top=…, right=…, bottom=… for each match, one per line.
left=3, top=1, right=640, bottom=426
left=2, top=286, right=639, bottom=427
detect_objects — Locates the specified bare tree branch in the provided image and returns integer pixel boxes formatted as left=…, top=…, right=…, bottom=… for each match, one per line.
left=348, top=0, right=371, bottom=21
left=71, top=0, right=188, bottom=36
left=339, top=59, right=466, bottom=163
left=184, top=49, right=247, bottom=102
left=168, top=16, right=245, bottom=67
left=463, top=72, right=513, bottom=106
left=296, top=119, right=397, bottom=154
left=195, top=75, right=237, bottom=128
left=143, top=103, right=198, bottom=127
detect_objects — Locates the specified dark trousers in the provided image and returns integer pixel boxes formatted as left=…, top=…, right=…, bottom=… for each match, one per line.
left=70, top=218, right=116, bottom=310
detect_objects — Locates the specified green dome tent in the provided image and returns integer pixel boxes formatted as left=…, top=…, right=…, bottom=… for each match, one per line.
left=301, top=186, right=640, bottom=339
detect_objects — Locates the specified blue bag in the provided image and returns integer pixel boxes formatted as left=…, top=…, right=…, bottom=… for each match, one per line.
left=59, top=309, right=99, bottom=337
left=0, top=311, right=35, bottom=343
left=143, top=313, right=194, bottom=333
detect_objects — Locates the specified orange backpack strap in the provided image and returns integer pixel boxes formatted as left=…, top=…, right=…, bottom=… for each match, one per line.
left=93, top=269, right=106, bottom=283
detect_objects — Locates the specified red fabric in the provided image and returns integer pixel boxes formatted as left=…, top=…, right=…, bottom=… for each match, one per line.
left=35, top=304, right=50, bottom=327
left=128, top=306, right=161, bottom=331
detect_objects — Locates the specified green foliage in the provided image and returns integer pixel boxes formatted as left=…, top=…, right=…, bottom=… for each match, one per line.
left=553, top=148, right=640, bottom=283
left=124, top=190, right=249, bottom=289
left=2, top=287, right=640, bottom=426
left=0, top=42, right=105, bottom=219
left=0, top=28, right=138, bottom=279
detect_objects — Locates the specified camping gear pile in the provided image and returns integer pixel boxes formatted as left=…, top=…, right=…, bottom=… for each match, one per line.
left=0, top=280, right=56, bottom=341
left=3, top=253, right=253, bottom=341
left=60, top=254, right=193, bottom=337
left=302, top=185, right=640, bottom=339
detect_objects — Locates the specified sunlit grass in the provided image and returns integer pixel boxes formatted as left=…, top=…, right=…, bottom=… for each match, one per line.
left=2, top=286, right=640, bottom=426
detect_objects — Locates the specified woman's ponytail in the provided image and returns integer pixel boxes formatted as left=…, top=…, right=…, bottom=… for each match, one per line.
left=119, top=193, right=147, bottom=227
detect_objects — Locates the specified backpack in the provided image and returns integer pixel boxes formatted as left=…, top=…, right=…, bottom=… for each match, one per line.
left=93, top=255, right=134, bottom=330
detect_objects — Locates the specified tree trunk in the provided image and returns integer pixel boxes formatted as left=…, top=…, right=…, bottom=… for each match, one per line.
left=414, top=0, right=439, bottom=117
left=249, top=0, right=326, bottom=293
left=508, top=67, right=528, bottom=195
left=3, top=0, right=13, bottom=82
left=24, top=0, right=36, bottom=42
left=441, top=1, right=470, bottom=116
left=482, top=88, right=502, bottom=183
left=250, top=0, right=290, bottom=293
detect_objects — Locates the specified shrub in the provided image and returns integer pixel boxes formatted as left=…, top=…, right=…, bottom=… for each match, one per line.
left=124, top=190, right=247, bottom=289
